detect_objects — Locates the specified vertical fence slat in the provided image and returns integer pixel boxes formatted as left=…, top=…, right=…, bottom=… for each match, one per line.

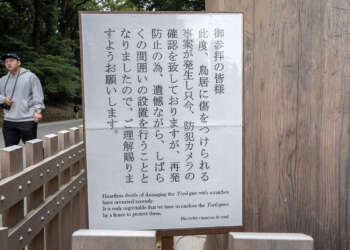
left=0, top=227, right=8, bottom=250
left=26, top=139, right=44, bottom=250
left=58, top=131, right=71, bottom=185
left=0, top=146, right=24, bottom=228
left=78, top=125, right=84, bottom=143
left=44, top=134, right=59, bottom=250
left=58, top=130, right=72, bottom=250
left=78, top=126, right=88, bottom=229
left=69, top=128, right=81, bottom=234
left=69, top=128, right=80, bottom=177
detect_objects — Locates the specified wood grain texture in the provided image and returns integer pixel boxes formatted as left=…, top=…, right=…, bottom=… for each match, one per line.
left=205, top=0, right=225, bottom=11
left=72, top=193, right=80, bottom=234
left=58, top=130, right=72, bottom=186
left=72, top=230, right=157, bottom=250
left=0, top=227, right=8, bottom=250
left=44, top=134, right=60, bottom=250
left=206, top=1, right=350, bottom=250
left=61, top=203, right=72, bottom=250
left=70, top=128, right=81, bottom=234
left=228, top=233, right=313, bottom=250
left=26, top=139, right=45, bottom=250
left=161, top=236, right=174, bottom=250
left=0, top=146, right=24, bottom=228
left=58, top=130, right=73, bottom=250
left=78, top=125, right=89, bottom=229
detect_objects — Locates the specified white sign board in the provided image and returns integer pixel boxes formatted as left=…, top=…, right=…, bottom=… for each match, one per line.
left=80, top=12, right=243, bottom=230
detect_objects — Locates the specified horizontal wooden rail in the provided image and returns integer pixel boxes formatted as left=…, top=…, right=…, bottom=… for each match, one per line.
left=0, top=142, right=85, bottom=213
left=7, top=170, right=86, bottom=250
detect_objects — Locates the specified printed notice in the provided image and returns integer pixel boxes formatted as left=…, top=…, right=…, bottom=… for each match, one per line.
left=80, top=13, right=243, bottom=230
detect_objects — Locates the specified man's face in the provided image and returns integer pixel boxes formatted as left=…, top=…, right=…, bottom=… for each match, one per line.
left=5, top=58, right=21, bottom=72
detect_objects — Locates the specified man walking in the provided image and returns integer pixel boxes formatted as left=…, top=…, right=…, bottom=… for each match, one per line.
left=0, top=53, right=45, bottom=147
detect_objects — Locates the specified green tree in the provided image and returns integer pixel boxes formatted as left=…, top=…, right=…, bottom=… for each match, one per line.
left=130, top=0, right=204, bottom=11
left=0, top=0, right=204, bottom=105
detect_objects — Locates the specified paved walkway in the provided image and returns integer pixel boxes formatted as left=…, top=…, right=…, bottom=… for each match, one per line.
left=0, top=119, right=83, bottom=148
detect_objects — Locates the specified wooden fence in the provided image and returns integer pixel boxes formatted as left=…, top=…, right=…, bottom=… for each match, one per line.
left=0, top=125, right=88, bottom=250
left=206, top=1, right=350, bottom=250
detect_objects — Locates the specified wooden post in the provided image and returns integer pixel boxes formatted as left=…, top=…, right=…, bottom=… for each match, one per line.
left=0, top=227, right=8, bottom=250
left=69, top=127, right=80, bottom=176
left=0, top=146, right=24, bottom=228
left=78, top=125, right=88, bottom=229
left=228, top=233, right=314, bottom=250
left=44, top=134, right=59, bottom=250
left=58, top=130, right=71, bottom=185
left=161, top=236, right=173, bottom=250
left=26, top=139, right=44, bottom=250
left=72, top=230, right=156, bottom=250
left=58, top=130, right=72, bottom=250
left=69, top=127, right=81, bottom=234
left=205, top=0, right=225, bottom=11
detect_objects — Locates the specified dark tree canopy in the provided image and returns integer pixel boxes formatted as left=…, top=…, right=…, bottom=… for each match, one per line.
left=0, top=0, right=204, bottom=104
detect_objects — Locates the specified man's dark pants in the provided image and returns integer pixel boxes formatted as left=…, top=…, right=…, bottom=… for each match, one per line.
left=2, top=120, right=37, bottom=147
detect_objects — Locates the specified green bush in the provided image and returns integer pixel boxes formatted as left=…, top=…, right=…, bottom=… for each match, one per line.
left=25, top=55, right=80, bottom=105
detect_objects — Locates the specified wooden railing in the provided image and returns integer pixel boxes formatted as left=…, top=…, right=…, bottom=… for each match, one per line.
left=0, top=125, right=88, bottom=250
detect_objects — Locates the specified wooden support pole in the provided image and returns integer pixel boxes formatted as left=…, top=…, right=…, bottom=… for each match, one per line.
left=69, top=127, right=81, bottom=234
left=26, top=139, right=44, bottom=250
left=72, top=230, right=156, bottom=250
left=0, top=227, right=8, bottom=250
left=78, top=125, right=88, bottom=229
left=0, top=146, right=24, bottom=228
left=58, top=130, right=73, bottom=250
left=43, top=134, right=59, bottom=250
left=228, top=233, right=314, bottom=250
left=58, top=130, right=71, bottom=185
left=161, top=236, right=173, bottom=250
left=69, top=127, right=80, bottom=176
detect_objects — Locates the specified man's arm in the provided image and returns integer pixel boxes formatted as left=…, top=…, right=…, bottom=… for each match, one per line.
left=31, top=74, right=45, bottom=122
left=0, top=75, right=14, bottom=106
left=0, top=76, right=5, bottom=104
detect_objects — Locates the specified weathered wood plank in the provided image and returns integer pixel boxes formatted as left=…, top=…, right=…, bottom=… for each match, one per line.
left=70, top=128, right=80, bottom=176
left=0, top=146, right=24, bottom=228
left=78, top=125, right=88, bottom=228
left=228, top=233, right=313, bottom=250
left=331, top=2, right=350, bottom=249
left=58, top=130, right=72, bottom=250
left=207, top=0, right=350, bottom=250
left=44, top=134, right=59, bottom=250
left=72, top=230, right=157, bottom=250
left=58, top=130, right=71, bottom=186
left=205, top=0, right=225, bottom=12
left=253, top=0, right=300, bottom=231
left=70, top=128, right=81, bottom=236
left=26, top=139, right=44, bottom=250
left=0, top=227, right=8, bottom=250
left=0, top=142, right=84, bottom=213
left=8, top=171, right=85, bottom=250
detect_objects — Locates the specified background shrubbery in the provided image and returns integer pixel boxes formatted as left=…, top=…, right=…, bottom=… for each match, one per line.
left=0, top=0, right=204, bottom=107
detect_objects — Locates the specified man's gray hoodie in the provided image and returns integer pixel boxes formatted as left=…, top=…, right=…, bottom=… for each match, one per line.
left=0, top=67, right=45, bottom=122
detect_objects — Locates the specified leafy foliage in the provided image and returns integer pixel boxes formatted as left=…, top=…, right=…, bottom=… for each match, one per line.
left=25, top=55, right=81, bottom=105
left=130, top=0, right=204, bottom=11
left=0, top=0, right=204, bottom=104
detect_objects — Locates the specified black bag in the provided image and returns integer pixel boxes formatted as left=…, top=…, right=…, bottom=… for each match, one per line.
left=0, top=103, right=10, bottom=110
